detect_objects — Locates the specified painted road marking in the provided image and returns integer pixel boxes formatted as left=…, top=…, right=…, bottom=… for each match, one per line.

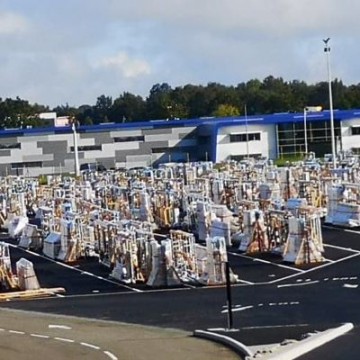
left=54, top=337, right=75, bottom=343
left=30, top=334, right=50, bottom=339
left=323, top=244, right=360, bottom=253
left=80, top=342, right=100, bottom=350
left=8, top=243, right=142, bottom=293
left=270, top=252, right=360, bottom=284
left=48, top=324, right=72, bottom=330
left=3, top=327, right=118, bottom=359
left=221, top=301, right=300, bottom=313
left=228, top=251, right=305, bottom=273
left=277, top=280, right=319, bottom=288
left=104, top=350, right=118, bottom=360
left=343, top=284, right=358, bottom=288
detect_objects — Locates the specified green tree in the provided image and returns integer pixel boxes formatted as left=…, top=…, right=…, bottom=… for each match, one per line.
left=94, top=95, right=113, bottom=124
left=212, top=104, right=240, bottom=117
left=146, top=83, right=172, bottom=120
left=111, top=92, right=146, bottom=122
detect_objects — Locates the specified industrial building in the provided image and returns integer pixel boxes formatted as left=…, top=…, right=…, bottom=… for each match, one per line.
left=1, top=109, right=360, bottom=176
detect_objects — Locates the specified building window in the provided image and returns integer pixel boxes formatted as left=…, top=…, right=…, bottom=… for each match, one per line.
left=113, top=135, right=145, bottom=142
left=152, top=146, right=194, bottom=154
left=351, top=127, right=360, bottom=136
left=0, top=143, right=21, bottom=150
left=11, top=161, right=42, bottom=169
left=229, top=132, right=261, bottom=142
left=230, top=154, right=262, bottom=161
left=70, top=145, right=102, bottom=152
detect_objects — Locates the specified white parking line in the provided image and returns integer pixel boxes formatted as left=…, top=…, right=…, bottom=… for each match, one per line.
left=270, top=252, right=360, bottom=284
left=228, top=251, right=305, bottom=273
left=8, top=243, right=142, bottom=293
left=324, top=244, right=360, bottom=253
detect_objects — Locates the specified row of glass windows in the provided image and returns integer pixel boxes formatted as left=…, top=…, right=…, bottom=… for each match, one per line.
left=11, top=161, right=42, bottom=169
left=230, top=133, right=261, bottom=142
left=113, top=136, right=145, bottom=142
left=0, top=143, right=21, bottom=150
left=70, top=145, right=102, bottom=152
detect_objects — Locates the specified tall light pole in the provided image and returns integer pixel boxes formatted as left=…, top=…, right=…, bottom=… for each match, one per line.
left=72, top=121, right=80, bottom=177
left=245, top=104, right=249, bottom=160
left=323, top=38, right=336, bottom=168
left=303, top=106, right=322, bottom=156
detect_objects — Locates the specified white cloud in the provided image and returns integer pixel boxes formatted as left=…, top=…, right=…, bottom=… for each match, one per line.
left=0, top=11, right=28, bottom=35
left=0, top=0, right=360, bottom=107
left=96, top=52, right=151, bottom=78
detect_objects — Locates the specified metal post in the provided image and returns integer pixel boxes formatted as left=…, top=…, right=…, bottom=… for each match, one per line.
left=225, top=261, right=233, bottom=330
left=323, top=38, right=336, bottom=168
left=72, top=123, right=80, bottom=177
left=304, top=107, right=308, bottom=155
left=245, top=104, right=249, bottom=159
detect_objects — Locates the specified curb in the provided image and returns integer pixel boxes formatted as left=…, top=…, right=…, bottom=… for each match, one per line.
left=260, top=322, right=354, bottom=360
left=193, top=329, right=253, bottom=358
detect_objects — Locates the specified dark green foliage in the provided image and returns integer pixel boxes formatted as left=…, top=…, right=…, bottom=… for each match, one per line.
left=1, top=76, right=360, bottom=128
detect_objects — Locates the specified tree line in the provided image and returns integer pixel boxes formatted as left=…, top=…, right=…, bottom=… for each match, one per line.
left=1, top=76, right=360, bottom=128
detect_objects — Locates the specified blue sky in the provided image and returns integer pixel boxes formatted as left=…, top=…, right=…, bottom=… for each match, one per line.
left=0, top=0, right=359, bottom=108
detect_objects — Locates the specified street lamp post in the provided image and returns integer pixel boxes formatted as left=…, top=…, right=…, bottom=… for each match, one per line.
left=323, top=38, right=337, bottom=168
left=72, top=122, right=80, bottom=177
left=245, top=104, right=249, bottom=160
left=303, top=106, right=322, bottom=155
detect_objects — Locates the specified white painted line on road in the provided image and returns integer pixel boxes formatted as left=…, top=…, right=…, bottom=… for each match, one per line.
left=48, top=324, right=72, bottom=330
left=80, top=342, right=100, bottom=350
left=343, top=284, right=358, bottom=288
left=221, top=305, right=253, bottom=314
left=207, top=327, right=227, bottom=331
left=277, top=280, right=319, bottom=288
left=241, top=324, right=309, bottom=330
left=104, top=350, right=118, bottom=360
left=270, top=252, right=360, bottom=284
left=54, top=337, right=75, bottom=343
left=264, top=323, right=354, bottom=360
left=324, top=244, right=360, bottom=253
left=350, top=277, right=358, bottom=280
left=228, top=251, right=305, bottom=273
left=8, top=243, right=143, bottom=293
left=235, top=278, right=255, bottom=285
left=30, top=333, right=50, bottom=339
left=344, top=229, right=360, bottom=235
left=323, top=258, right=335, bottom=263
left=1, top=326, right=118, bottom=359
left=81, top=271, right=92, bottom=276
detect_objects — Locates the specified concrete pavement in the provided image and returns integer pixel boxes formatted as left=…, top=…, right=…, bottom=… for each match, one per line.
left=0, top=308, right=239, bottom=360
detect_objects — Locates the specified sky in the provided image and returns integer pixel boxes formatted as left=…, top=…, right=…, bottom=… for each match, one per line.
left=0, top=0, right=359, bottom=108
